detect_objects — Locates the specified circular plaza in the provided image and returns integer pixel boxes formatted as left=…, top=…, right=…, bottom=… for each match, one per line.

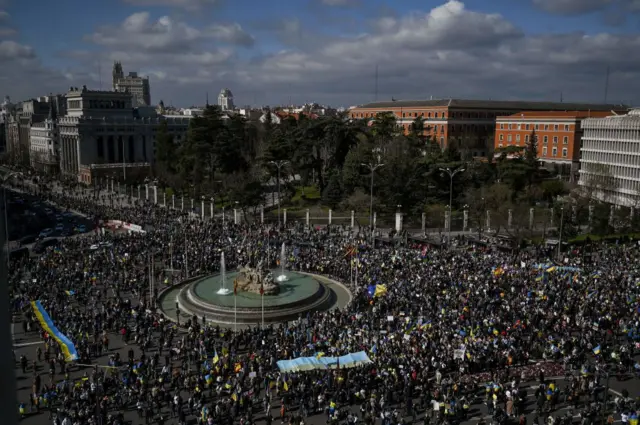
left=160, top=270, right=352, bottom=326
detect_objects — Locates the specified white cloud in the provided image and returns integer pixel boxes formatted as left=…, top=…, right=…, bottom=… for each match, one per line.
left=86, top=12, right=254, bottom=51
left=0, top=41, right=34, bottom=60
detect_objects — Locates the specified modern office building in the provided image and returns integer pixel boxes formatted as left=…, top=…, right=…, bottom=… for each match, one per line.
left=349, top=99, right=626, bottom=157
left=112, top=61, right=151, bottom=107
left=579, top=109, right=640, bottom=206
left=494, top=111, right=615, bottom=181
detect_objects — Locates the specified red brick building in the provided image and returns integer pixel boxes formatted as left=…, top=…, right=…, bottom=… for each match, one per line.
left=494, top=110, right=620, bottom=181
left=348, top=99, right=625, bottom=158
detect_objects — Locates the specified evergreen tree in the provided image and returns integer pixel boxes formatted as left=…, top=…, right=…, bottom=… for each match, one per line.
left=322, top=171, right=344, bottom=209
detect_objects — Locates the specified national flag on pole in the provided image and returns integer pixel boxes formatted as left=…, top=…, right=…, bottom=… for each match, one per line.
left=344, top=246, right=357, bottom=258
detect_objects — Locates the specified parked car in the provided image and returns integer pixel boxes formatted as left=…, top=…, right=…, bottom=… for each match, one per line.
left=74, top=224, right=87, bottom=233
left=38, top=228, right=53, bottom=238
left=55, top=223, right=64, bottom=231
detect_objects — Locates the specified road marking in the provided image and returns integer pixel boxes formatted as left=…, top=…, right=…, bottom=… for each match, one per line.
left=14, top=341, right=43, bottom=348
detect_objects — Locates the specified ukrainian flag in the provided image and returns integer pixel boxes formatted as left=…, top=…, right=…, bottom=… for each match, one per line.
left=31, top=301, right=78, bottom=362
left=374, top=284, right=387, bottom=298
left=593, top=345, right=601, bottom=355
left=65, top=290, right=75, bottom=296
left=316, top=352, right=325, bottom=360
left=212, top=349, right=219, bottom=364
left=205, top=374, right=213, bottom=386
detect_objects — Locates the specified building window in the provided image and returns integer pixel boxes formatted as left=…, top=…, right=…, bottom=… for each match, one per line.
left=500, top=124, right=504, bottom=129
left=499, top=134, right=504, bottom=141
left=552, top=147, right=558, bottom=157
left=543, top=147, right=547, bottom=156
left=517, top=124, right=521, bottom=130
left=553, top=136, right=558, bottom=144
left=543, top=136, right=548, bottom=143
left=507, top=135, right=512, bottom=142
left=440, top=137, right=444, bottom=144
left=526, top=124, right=530, bottom=130
left=499, top=143, right=503, bottom=148
left=564, top=125, right=569, bottom=131
left=563, top=136, right=568, bottom=144
left=554, top=124, right=559, bottom=131
left=516, top=134, right=520, bottom=142
left=535, top=124, right=539, bottom=130
left=525, top=135, right=529, bottom=143
left=544, top=124, right=549, bottom=130
left=562, top=148, right=568, bottom=157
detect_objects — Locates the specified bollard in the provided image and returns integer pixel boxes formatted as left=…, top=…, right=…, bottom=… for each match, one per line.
left=260, top=205, right=264, bottom=224
left=137, top=185, right=141, bottom=199
left=283, top=209, right=287, bottom=226
left=306, top=208, right=310, bottom=227
left=210, top=199, right=214, bottom=218
left=201, top=200, right=205, bottom=220
left=328, top=209, right=332, bottom=225
left=153, top=186, right=158, bottom=205
left=351, top=210, right=355, bottom=228
left=486, top=210, right=491, bottom=233
left=191, top=199, right=194, bottom=210
left=234, top=209, right=238, bottom=225
left=181, top=196, right=184, bottom=211
left=163, top=191, right=166, bottom=207
left=373, top=212, right=377, bottom=230
left=463, top=209, right=468, bottom=232
left=172, top=194, right=175, bottom=209
left=396, top=211, right=402, bottom=232
left=145, top=184, right=149, bottom=200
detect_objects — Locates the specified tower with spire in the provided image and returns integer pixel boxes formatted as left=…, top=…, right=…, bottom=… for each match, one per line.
left=112, top=61, right=124, bottom=91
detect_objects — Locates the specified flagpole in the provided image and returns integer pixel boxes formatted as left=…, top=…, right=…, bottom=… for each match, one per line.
left=234, top=281, right=237, bottom=334
left=261, top=290, right=264, bottom=329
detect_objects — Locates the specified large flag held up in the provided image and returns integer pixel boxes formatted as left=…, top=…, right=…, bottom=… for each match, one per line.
left=31, top=301, right=78, bottom=362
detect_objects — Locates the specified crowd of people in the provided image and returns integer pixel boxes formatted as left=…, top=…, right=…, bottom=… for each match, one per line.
left=6, top=173, right=640, bottom=425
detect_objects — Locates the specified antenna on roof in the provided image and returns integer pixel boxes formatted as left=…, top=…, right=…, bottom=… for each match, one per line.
left=604, top=66, right=610, bottom=104
left=560, top=92, right=563, bottom=103
left=98, top=61, right=102, bottom=91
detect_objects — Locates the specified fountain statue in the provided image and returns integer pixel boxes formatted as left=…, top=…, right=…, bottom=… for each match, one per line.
left=216, top=252, right=232, bottom=295
left=235, top=260, right=280, bottom=295
left=276, top=242, right=288, bottom=282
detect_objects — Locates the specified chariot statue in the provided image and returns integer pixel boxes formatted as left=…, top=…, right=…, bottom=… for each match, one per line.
left=235, top=261, right=280, bottom=295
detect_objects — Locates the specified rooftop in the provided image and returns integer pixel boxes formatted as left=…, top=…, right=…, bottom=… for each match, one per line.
left=498, top=110, right=615, bottom=120
left=355, top=98, right=628, bottom=111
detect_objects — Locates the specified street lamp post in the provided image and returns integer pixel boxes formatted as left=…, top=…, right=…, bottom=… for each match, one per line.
left=439, top=167, right=466, bottom=248
left=557, top=205, right=565, bottom=260
left=361, top=161, right=384, bottom=242
left=269, top=160, right=289, bottom=228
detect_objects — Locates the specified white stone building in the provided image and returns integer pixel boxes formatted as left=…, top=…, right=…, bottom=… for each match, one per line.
left=579, top=109, right=640, bottom=206
left=112, top=61, right=151, bottom=107
left=218, top=88, right=234, bottom=111
left=29, top=104, right=59, bottom=172
left=59, top=86, right=190, bottom=184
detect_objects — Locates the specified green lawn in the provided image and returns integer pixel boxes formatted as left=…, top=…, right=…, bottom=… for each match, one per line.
left=291, top=185, right=321, bottom=202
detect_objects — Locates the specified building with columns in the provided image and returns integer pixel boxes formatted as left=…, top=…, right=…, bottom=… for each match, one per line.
left=579, top=108, right=640, bottom=206
left=59, top=86, right=190, bottom=184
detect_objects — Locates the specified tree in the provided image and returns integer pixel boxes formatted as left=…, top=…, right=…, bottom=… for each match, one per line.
left=155, top=119, right=177, bottom=175
left=322, top=171, right=344, bottom=209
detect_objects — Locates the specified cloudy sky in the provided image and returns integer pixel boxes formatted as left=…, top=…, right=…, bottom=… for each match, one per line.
left=1, top=0, right=639, bottom=108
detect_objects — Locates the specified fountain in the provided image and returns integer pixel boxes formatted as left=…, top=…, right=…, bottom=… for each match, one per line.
left=216, top=252, right=232, bottom=295
left=276, top=242, right=288, bottom=282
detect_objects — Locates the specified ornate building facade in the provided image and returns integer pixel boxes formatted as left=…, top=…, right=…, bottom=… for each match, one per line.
left=112, top=61, right=151, bottom=107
